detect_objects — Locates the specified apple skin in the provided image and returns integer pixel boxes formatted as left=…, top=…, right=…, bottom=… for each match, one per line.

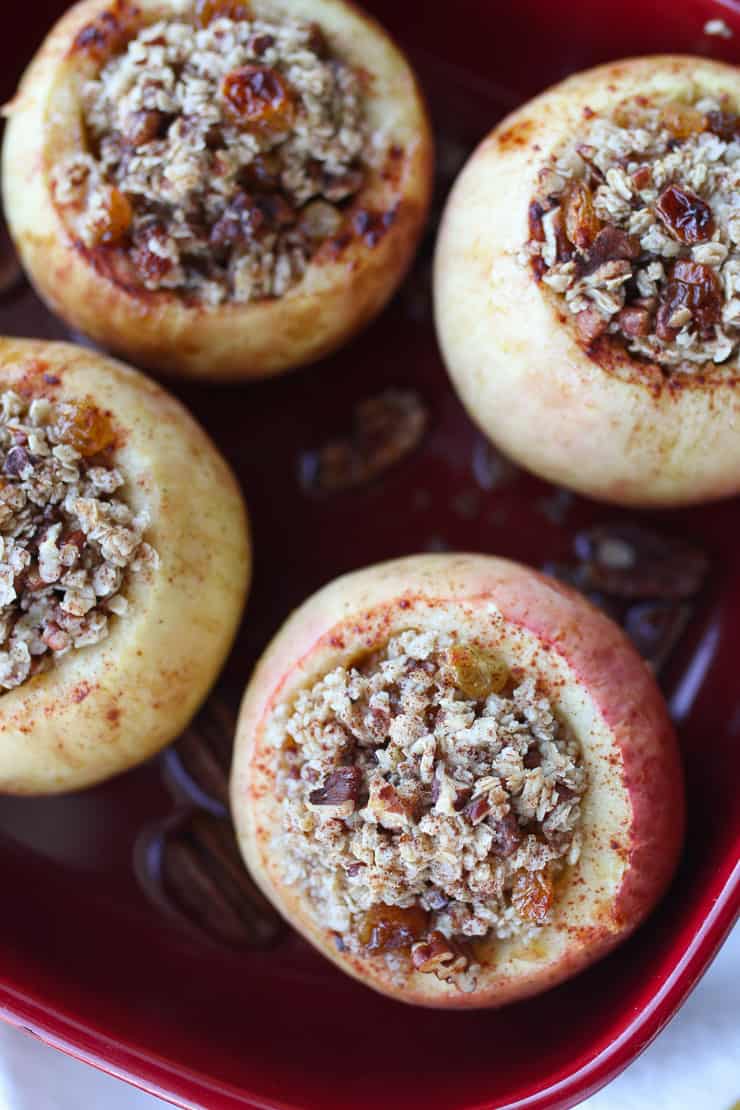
left=0, top=338, right=250, bottom=795
left=434, top=55, right=740, bottom=508
left=2, top=0, right=433, bottom=382
left=231, top=553, right=684, bottom=1009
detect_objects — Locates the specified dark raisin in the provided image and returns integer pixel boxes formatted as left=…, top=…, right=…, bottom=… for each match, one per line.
left=309, top=766, right=362, bottom=807
left=656, top=185, right=715, bottom=244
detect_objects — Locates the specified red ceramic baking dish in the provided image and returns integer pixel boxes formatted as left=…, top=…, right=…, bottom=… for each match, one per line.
left=0, top=0, right=738, bottom=1107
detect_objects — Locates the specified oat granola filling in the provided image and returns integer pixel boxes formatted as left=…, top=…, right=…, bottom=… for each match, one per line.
left=57, top=4, right=367, bottom=304
left=526, top=96, right=740, bottom=371
left=274, top=630, right=586, bottom=991
left=0, top=389, right=157, bottom=691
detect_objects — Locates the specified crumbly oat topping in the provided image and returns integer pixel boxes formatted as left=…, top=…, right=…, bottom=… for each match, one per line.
left=272, top=630, right=586, bottom=991
left=56, top=4, right=367, bottom=304
left=0, top=389, right=157, bottom=690
left=524, top=95, right=740, bottom=372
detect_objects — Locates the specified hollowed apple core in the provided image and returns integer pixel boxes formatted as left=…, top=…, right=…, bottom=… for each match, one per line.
left=270, top=628, right=586, bottom=995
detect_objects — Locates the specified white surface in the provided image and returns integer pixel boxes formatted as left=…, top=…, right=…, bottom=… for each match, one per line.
left=0, top=926, right=737, bottom=1110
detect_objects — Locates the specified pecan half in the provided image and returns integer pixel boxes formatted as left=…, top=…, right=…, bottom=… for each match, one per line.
left=137, top=811, right=283, bottom=949
left=616, top=304, right=651, bottom=338
left=574, top=524, right=709, bottom=600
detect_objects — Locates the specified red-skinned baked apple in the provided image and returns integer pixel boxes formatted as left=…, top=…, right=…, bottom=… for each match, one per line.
left=231, top=553, right=684, bottom=1008
left=2, top=0, right=432, bottom=381
left=435, top=56, right=740, bottom=506
left=0, top=337, right=249, bottom=795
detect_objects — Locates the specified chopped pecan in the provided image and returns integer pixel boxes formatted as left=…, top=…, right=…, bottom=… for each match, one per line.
left=579, top=225, right=640, bottom=276
left=308, top=766, right=362, bottom=811
left=368, top=778, right=418, bottom=829
left=574, top=524, right=709, bottom=600
left=705, top=109, right=740, bottom=142
left=656, top=185, right=715, bottom=244
left=575, top=306, right=609, bottom=344
left=617, top=304, right=651, bottom=338
left=489, top=810, right=522, bottom=857
left=3, top=446, right=32, bottom=478
left=464, top=794, right=492, bottom=825
left=528, top=199, right=546, bottom=242
left=411, top=931, right=458, bottom=972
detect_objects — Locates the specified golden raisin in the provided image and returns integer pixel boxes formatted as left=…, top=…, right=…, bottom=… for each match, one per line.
left=54, top=401, right=116, bottom=457
left=221, top=65, right=296, bottom=137
left=195, top=0, right=251, bottom=26
left=511, top=870, right=554, bottom=925
left=660, top=102, right=706, bottom=139
left=92, top=186, right=133, bottom=247
left=358, top=904, right=429, bottom=953
left=448, top=645, right=509, bottom=699
left=563, top=180, right=602, bottom=250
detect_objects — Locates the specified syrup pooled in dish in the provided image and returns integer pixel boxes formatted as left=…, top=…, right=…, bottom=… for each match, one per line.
left=0, top=389, right=156, bottom=690
left=526, top=96, right=740, bottom=371
left=55, top=2, right=367, bottom=304
left=272, top=630, right=586, bottom=993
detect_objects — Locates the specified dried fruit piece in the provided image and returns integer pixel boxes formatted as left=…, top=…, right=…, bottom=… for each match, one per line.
left=89, top=186, right=133, bottom=248
left=656, top=185, right=715, bottom=244
left=660, top=102, right=706, bottom=139
left=447, top=645, right=509, bottom=699
left=705, top=109, right=740, bottom=141
left=656, top=260, right=722, bottom=340
left=359, top=903, right=429, bottom=952
left=563, top=180, right=601, bottom=250
left=53, top=401, right=116, bottom=457
left=196, top=0, right=251, bottom=26
left=511, top=869, right=554, bottom=925
left=124, top=109, right=169, bottom=147
left=73, top=1, right=140, bottom=60
left=221, top=65, right=295, bottom=137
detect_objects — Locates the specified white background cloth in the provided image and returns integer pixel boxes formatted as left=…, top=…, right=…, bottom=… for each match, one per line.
left=0, top=925, right=736, bottom=1110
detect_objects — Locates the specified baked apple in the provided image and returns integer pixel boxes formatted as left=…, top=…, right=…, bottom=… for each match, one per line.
left=3, top=0, right=432, bottom=381
left=231, top=553, right=684, bottom=1008
left=435, top=56, right=740, bottom=506
left=0, top=337, right=249, bottom=795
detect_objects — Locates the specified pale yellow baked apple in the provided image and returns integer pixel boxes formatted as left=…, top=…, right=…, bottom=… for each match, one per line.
left=435, top=56, right=740, bottom=506
left=231, top=553, right=684, bottom=1009
left=3, top=0, right=432, bottom=381
left=0, top=338, right=249, bottom=794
